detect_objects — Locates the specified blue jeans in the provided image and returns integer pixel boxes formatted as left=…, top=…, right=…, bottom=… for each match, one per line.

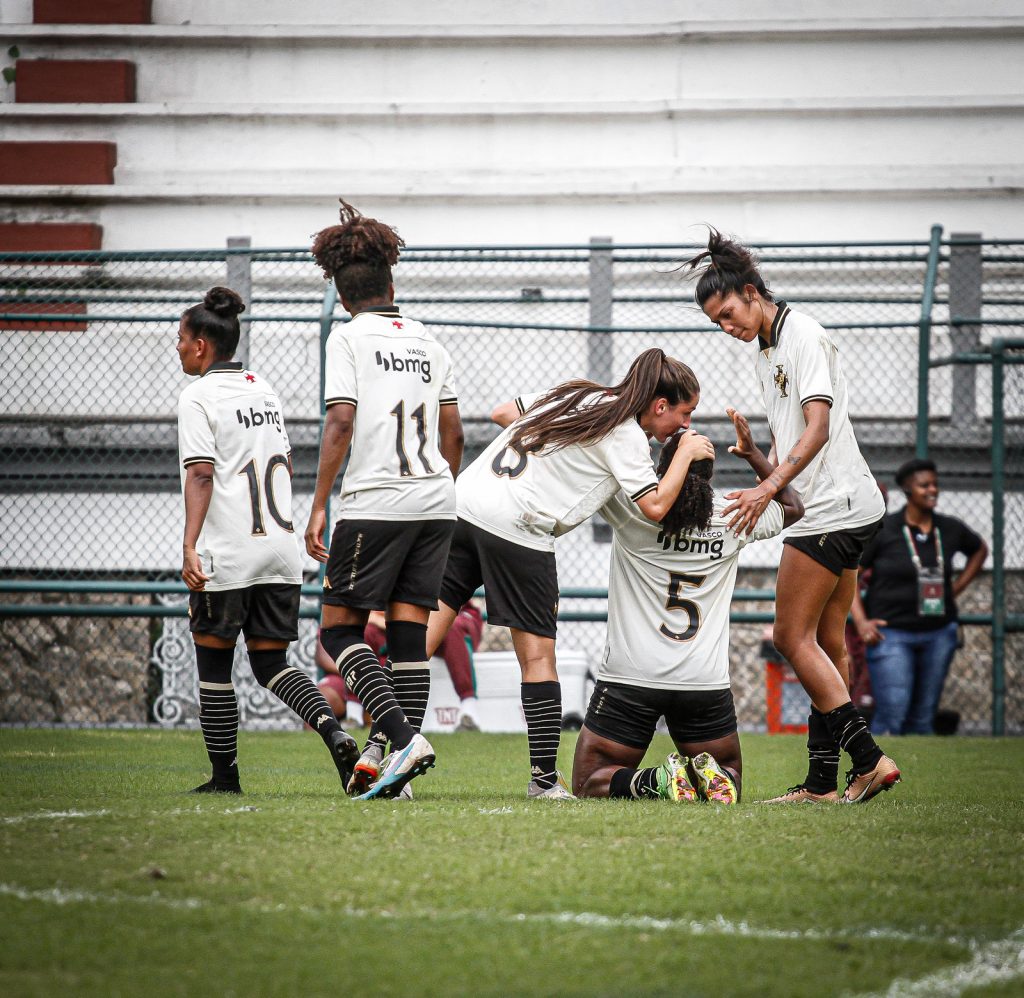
left=865, top=622, right=959, bottom=735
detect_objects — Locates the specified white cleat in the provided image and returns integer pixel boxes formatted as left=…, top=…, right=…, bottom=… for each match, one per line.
left=355, top=733, right=435, bottom=800
left=527, top=771, right=576, bottom=800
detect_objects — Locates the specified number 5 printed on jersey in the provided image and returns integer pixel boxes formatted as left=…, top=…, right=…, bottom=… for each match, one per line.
left=660, top=571, right=706, bottom=642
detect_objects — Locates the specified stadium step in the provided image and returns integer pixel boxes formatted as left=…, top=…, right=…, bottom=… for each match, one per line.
left=15, top=59, right=137, bottom=103
left=0, top=141, right=117, bottom=184
left=33, top=0, right=152, bottom=24
left=0, top=221, right=102, bottom=251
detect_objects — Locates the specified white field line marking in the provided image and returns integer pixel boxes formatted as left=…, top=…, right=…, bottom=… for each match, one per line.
left=1, top=809, right=110, bottom=825
left=854, top=928, right=1024, bottom=998
left=0, top=882, right=972, bottom=950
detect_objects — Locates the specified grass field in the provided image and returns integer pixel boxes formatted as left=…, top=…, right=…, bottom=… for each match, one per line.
left=1, top=728, right=1023, bottom=998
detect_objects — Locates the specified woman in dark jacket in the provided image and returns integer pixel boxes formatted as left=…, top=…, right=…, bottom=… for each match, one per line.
left=852, top=459, right=988, bottom=735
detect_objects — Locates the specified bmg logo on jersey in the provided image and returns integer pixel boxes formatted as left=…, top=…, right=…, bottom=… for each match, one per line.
left=236, top=405, right=282, bottom=433
left=375, top=349, right=432, bottom=383
left=656, top=529, right=725, bottom=560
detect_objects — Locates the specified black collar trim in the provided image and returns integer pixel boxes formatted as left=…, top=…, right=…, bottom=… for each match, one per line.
left=758, top=300, right=790, bottom=352
left=203, top=361, right=243, bottom=376
left=353, top=305, right=401, bottom=317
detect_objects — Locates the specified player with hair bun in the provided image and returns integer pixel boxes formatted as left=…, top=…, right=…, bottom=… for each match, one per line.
left=426, top=349, right=715, bottom=799
left=177, top=286, right=360, bottom=794
left=573, top=408, right=804, bottom=804
left=307, top=200, right=464, bottom=800
left=684, top=229, right=899, bottom=804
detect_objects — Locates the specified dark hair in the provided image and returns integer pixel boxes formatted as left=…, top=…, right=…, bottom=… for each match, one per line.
left=895, top=457, right=937, bottom=489
left=655, top=433, right=715, bottom=535
left=182, top=286, right=245, bottom=359
left=681, top=228, right=774, bottom=308
left=508, top=348, right=700, bottom=456
left=311, top=199, right=404, bottom=304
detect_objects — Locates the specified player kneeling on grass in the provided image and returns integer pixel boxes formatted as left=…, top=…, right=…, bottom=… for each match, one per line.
left=572, top=408, right=803, bottom=804
left=177, top=287, right=359, bottom=794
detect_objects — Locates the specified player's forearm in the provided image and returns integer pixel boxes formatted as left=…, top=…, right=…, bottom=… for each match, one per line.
left=439, top=409, right=465, bottom=478
left=953, top=545, right=988, bottom=596
left=182, top=475, right=213, bottom=549
left=763, top=412, right=828, bottom=497
left=643, top=450, right=694, bottom=521
left=311, top=419, right=352, bottom=509
left=741, top=444, right=775, bottom=483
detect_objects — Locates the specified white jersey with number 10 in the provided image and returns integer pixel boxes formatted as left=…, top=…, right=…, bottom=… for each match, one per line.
left=177, top=362, right=303, bottom=591
left=599, top=491, right=785, bottom=691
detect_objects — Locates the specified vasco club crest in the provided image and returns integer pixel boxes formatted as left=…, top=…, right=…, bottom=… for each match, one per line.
left=774, top=365, right=789, bottom=398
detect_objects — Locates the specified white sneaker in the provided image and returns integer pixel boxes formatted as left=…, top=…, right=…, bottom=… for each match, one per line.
left=355, top=733, right=436, bottom=800
left=527, top=771, right=576, bottom=800
left=457, top=697, right=481, bottom=731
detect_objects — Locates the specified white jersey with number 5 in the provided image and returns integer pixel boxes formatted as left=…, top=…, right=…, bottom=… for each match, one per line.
left=324, top=309, right=458, bottom=520
left=599, top=491, right=786, bottom=690
left=177, top=361, right=303, bottom=591
left=456, top=391, right=659, bottom=552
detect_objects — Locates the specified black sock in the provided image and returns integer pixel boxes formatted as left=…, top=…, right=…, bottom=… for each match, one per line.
left=609, top=767, right=661, bottom=800
left=195, top=645, right=240, bottom=786
left=338, top=643, right=415, bottom=751
left=364, top=662, right=392, bottom=752
left=824, top=701, right=884, bottom=774
left=803, top=707, right=840, bottom=793
left=387, top=620, right=431, bottom=734
left=522, top=681, right=561, bottom=789
left=248, top=650, right=341, bottom=744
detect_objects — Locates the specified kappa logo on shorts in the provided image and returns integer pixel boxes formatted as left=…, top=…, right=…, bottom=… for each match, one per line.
left=375, top=349, right=432, bottom=383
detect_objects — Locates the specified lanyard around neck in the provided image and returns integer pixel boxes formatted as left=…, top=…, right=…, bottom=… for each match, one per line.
left=902, top=523, right=943, bottom=571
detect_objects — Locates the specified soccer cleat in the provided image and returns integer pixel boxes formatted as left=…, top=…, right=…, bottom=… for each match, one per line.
left=656, top=753, right=699, bottom=803
left=841, top=755, right=901, bottom=804
left=329, top=729, right=360, bottom=789
left=354, top=733, right=436, bottom=800
left=346, top=741, right=384, bottom=797
left=457, top=712, right=480, bottom=732
left=527, top=771, right=576, bottom=800
left=689, top=752, right=739, bottom=804
left=190, top=777, right=242, bottom=795
left=397, top=783, right=414, bottom=801
left=756, top=785, right=839, bottom=804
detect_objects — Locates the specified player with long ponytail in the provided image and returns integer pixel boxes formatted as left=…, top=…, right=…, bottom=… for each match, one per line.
left=684, top=229, right=898, bottom=805
left=426, top=348, right=715, bottom=799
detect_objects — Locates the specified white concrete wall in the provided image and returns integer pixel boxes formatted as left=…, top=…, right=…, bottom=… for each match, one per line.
left=1, top=1, right=1022, bottom=247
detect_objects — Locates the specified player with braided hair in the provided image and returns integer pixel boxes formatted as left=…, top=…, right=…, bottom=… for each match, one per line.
left=572, top=408, right=804, bottom=804
left=177, top=286, right=360, bottom=794
left=683, top=228, right=899, bottom=805
left=306, top=201, right=464, bottom=800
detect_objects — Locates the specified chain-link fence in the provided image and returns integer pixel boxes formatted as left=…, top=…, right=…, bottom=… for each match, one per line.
left=1, top=231, right=1018, bottom=734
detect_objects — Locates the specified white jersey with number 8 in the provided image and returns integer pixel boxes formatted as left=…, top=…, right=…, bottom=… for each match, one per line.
left=324, top=310, right=458, bottom=520
left=177, top=362, right=303, bottom=591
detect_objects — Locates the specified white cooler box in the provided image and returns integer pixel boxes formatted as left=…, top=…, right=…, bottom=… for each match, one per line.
left=421, top=648, right=592, bottom=734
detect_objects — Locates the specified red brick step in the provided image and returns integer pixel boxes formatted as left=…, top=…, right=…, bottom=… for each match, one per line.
left=0, top=142, right=117, bottom=185
left=0, top=302, right=87, bottom=331
left=16, top=60, right=137, bottom=104
left=33, top=0, right=151, bottom=23
left=0, top=223, right=103, bottom=251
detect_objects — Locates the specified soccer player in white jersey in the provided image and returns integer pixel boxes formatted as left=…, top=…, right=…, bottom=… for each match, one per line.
left=685, top=230, right=900, bottom=805
left=425, top=349, right=715, bottom=799
left=176, top=286, right=359, bottom=794
left=305, top=201, right=464, bottom=800
left=573, top=409, right=803, bottom=804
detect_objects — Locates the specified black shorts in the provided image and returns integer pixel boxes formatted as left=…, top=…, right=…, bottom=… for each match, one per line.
left=783, top=517, right=883, bottom=577
left=323, top=517, right=455, bottom=610
left=188, top=583, right=300, bottom=643
left=584, top=680, right=737, bottom=750
left=438, top=518, right=559, bottom=638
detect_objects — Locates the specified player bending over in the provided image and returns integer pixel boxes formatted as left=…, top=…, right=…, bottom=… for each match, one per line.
left=306, top=201, right=464, bottom=800
left=573, top=409, right=804, bottom=803
left=177, top=286, right=359, bottom=794
left=426, top=350, right=714, bottom=799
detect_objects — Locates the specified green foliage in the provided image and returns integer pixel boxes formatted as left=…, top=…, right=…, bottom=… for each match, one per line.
left=2, top=45, right=18, bottom=85
left=1, top=729, right=1022, bottom=996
